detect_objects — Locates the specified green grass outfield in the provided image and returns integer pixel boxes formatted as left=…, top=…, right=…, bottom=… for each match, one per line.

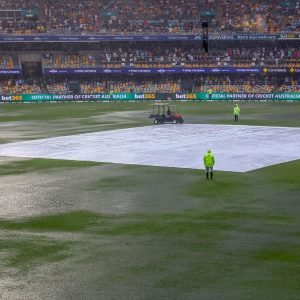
left=0, top=102, right=300, bottom=299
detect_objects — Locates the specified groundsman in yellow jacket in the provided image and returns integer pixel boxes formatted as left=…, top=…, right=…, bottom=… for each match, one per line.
left=203, top=149, right=215, bottom=179
left=234, top=104, right=240, bottom=122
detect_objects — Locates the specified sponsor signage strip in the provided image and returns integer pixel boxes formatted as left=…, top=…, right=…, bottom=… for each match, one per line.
left=0, top=69, right=22, bottom=74
left=44, top=67, right=300, bottom=74
left=0, top=34, right=298, bottom=42
left=1, top=68, right=299, bottom=76
left=1, top=93, right=300, bottom=102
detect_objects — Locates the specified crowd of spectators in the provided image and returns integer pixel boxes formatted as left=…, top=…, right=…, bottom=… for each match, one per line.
left=196, top=75, right=300, bottom=93
left=0, top=0, right=299, bottom=35
left=99, top=45, right=300, bottom=67
left=1, top=48, right=299, bottom=71
left=42, top=46, right=300, bottom=68
left=195, top=76, right=275, bottom=93
left=81, top=79, right=181, bottom=93
left=1, top=46, right=300, bottom=71
left=0, top=54, right=18, bottom=68
left=44, top=78, right=68, bottom=94
left=277, top=77, right=300, bottom=92
left=220, top=0, right=300, bottom=33
left=43, top=53, right=96, bottom=68
left=0, top=78, right=70, bottom=94
left=0, top=0, right=207, bottom=34
left=0, top=76, right=299, bottom=95
left=0, top=78, right=41, bottom=94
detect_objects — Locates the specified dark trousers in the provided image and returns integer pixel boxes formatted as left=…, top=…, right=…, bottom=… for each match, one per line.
left=234, top=114, right=239, bottom=122
left=206, top=167, right=213, bottom=179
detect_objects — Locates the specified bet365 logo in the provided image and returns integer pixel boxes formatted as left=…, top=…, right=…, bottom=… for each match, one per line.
left=1, top=95, right=22, bottom=101
left=175, top=94, right=196, bottom=99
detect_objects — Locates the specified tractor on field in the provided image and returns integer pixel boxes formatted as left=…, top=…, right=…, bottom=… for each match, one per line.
left=149, top=103, right=184, bottom=124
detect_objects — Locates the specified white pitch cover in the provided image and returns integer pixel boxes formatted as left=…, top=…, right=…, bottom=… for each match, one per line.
left=0, top=124, right=299, bottom=173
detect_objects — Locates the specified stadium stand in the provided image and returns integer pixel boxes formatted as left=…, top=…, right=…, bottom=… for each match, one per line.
left=80, top=79, right=181, bottom=93
left=196, top=75, right=300, bottom=93
left=277, top=77, right=300, bottom=92
left=0, top=54, right=19, bottom=69
left=0, top=1, right=299, bottom=98
left=42, top=46, right=300, bottom=68
left=0, top=0, right=299, bottom=34
left=45, top=79, right=68, bottom=94
left=43, top=53, right=97, bottom=68
left=0, top=78, right=42, bottom=94
left=0, top=76, right=299, bottom=95
left=219, top=0, right=300, bottom=32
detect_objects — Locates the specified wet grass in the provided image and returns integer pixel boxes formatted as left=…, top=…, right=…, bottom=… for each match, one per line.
left=0, top=158, right=101, bottom=175
left=181, top=102, right=300, bottom=127
left=0, top=207, right=293, bottom=236
left=0, top=102, right=300, bottom=298
left=0, top=160, right=299, bottom=300
left=87, top=174, right=143, bottom=191
left=1, top=101, right=300, bottom=128
left=1, top=208, right=299, bottom=298
left=0, top=211, right=100, bottom=232
left=255, top=246, right=300, bottom=263
left=0, top=239, right=71, bottom=270
left=0, top=102, right=149, bottom=122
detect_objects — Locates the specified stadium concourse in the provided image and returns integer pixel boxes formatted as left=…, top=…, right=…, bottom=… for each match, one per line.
left=0, top=124, right=299, bottom=173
